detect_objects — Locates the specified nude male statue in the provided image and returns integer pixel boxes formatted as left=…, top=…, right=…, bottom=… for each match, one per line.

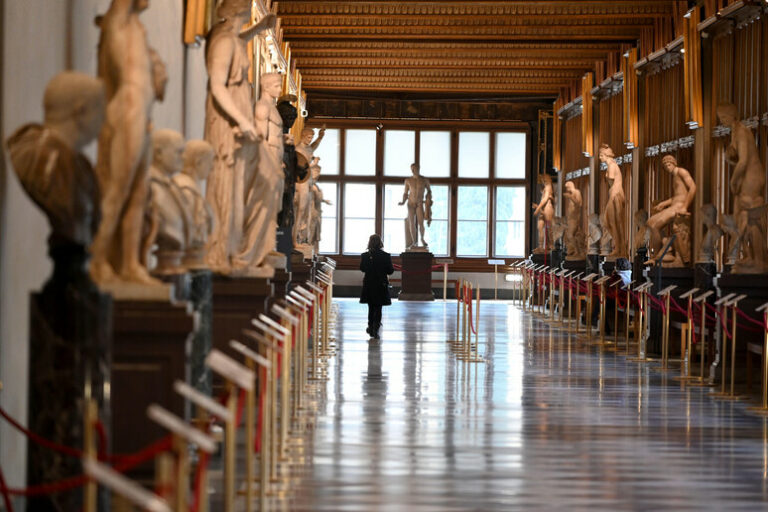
left=90, top=0, right=167, bottom=285
left=563, top=181, right=585, bottom=260
left=532, top=173, right=554, bottom=254
left=717, top=103, right=767, bottom=273
left=646, top=155, right=696, bottom=265
left=398, top=163, right=432, bottom=250
left=599, top=144, right=627, bottom=259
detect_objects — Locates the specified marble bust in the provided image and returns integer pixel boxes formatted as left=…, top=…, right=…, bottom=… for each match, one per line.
left=6, top=71, right=105, bottom=291
left=147, top=129, right=190, bottom=274
left=174, top=140, right=215, bottom=269
left=398, top=163, right=432, bottom=251
left=697, top=204, right=724, bottom=264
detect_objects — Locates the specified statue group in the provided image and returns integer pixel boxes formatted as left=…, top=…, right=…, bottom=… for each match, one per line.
left=6, top=0, right=334, bottom=295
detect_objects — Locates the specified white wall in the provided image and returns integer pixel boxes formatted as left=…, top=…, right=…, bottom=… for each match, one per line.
left=1, top=1, right=67, bottom=499
left=0, top=1, right=205, bottom=501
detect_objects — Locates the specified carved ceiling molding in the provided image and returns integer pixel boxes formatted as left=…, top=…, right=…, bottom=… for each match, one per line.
left=289, top=41, right=621, bottom=52
left=302, top=68, right=581, bottom=79
left=307, top=82, right=560, bottom=93
left=298, top=58, right=598, bottom=69
left=276, top=1, right=672, bottom=17
left=283, top=26, right=644, bottom=39
left=280, top=16, right=651, bottom=28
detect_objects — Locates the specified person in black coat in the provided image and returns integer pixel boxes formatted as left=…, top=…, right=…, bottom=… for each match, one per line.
left=360, top=234, right=394, bottom=339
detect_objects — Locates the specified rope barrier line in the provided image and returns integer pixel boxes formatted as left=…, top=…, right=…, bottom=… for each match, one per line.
left=705, top=303, right=732, bottom=339
left=0, top=462, right=13, bottom=512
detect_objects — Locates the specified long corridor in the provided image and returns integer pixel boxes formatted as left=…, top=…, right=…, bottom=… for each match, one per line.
left=290, top=299, right=768, bottom=511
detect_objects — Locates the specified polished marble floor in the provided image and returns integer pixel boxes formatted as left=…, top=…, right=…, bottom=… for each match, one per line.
left=289, top=299, right=768, bottom=511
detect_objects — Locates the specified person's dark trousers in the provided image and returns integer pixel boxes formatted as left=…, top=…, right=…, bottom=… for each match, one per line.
left=368, top=304, right=382, bottom=335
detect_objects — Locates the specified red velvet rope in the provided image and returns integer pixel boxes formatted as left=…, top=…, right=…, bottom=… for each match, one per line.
left=0, top=463, right=13, bottom=512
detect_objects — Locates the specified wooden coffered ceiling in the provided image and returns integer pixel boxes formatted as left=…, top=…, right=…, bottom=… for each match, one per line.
left=277, top=1, right=689, bottom=99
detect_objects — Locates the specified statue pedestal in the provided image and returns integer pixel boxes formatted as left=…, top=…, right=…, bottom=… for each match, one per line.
left=271, top=268, right=290, bottom=301
left=290, top=251, right=313, bottom=288
left=694, top=262, right=717, bottom=292
left=27, top=286, right=112, bottom=512
left=189, top=269, right=213, bottom=397
left=643, top=266, right=694, bottom=356
left=716, top=272, right=768, bottom=344
left=398, top=251, right=434, bottom=301
left=212, top=275, right=273, bottom=358
left=112, top=296, right=195, bottom=478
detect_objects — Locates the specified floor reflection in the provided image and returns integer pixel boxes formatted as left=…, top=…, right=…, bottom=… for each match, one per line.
left=291, top=299, right=768, bottom=511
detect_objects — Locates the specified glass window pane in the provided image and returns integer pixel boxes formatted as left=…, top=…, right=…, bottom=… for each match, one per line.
left=419, top=131, right=451, bottom=177
left=384, top=130, right=415, bottom=176
left=343, top=183, right=376, bottom=254
left=458, top=132, right=490, bottom=178
left=318, top=182, right=338, bottom=254
left=457, top=186, right=488, bottom=221
left=457, top=221, right=488, bottom=256
left=495, top=132, right=527, bottom=179
left=383, top=184, right=408, bottom=254
left=313, top=128, right=340, bottom=175
left=457, top=185, right=488, bottom=256
left=344, top=129, right=377, bottom=176
left=495, top=186, right=527, bottom=257
left=424, top=185, right=449, bottom=256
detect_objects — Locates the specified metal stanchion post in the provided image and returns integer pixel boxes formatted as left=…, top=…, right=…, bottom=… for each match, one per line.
left=628, top=282, right=653, bottom=362
left=594, top=276, right=611, bottom=346
left=713, top=294, right=747, bottom=400
left=582, top=274, right=597, bottom=341
left=622, top=281, right=634, bottom=355
left=748, top=302, right=768, bottom=414
left=656, top=285, right=678, bottom=371
left=688, top=290, right=715, bottom=386
left=673, top=288, right=699, bottom=381
left=710, top=293, right=737, bottom=396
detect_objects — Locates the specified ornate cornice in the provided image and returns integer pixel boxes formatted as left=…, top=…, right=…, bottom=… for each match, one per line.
left=283, top=25, right=644, bottom=39
left=277, top=1, right=672, bottom=17
left=298, top=57, right=598, bottom=69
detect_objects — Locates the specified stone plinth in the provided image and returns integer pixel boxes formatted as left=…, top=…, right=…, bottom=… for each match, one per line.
left=27, top=287, right=112, bottom=512
left=112, top=298, right=195, bottom=478
left=398, top=251, right=434, bottom=301
left=212, top=275, right=273, bottom=359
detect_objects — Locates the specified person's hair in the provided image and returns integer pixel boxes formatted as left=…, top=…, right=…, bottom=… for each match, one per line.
left=599, top=143, right=614, bottom=158
left=661, top=154, right=677, bottom=166
left=367, top=234, right=383, bottom=251
left=616, top=258, right=631, bottom=271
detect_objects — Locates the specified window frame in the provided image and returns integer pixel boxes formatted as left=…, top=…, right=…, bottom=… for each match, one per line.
left=315, top=120, right=531, bottom=269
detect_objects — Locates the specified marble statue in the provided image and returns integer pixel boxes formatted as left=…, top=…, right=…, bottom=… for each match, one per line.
left=276, top=95, right=308, bottom=231
left=175, top=140, right=215, bottom=269
left=293, top=160, right=316, bottom=247
left=599, top=212, right=613, bottom=256
left=309, top=165, right=332, bottom=250
left=204, top=0, right=275, bottom=273
left=531, top=173, right=554, bottom=254
left=717, top=103, right=767, bottom=273
left=233, top=72, right=286, bottom=276
left=721, top=214, right=742, bottom=266
left=633, top=209, right=650, bottom=254
left=587, top=213, right=602, bottom=255
left=551, top=217, right=567, bottom=248
left=296, top=125, right=326, bottom=168
left=398, top=163, right=433, bottom=251
left=697, top=204, right=724, bottom=264
left=599, top=144, right=627, bottom=259
left=563, top=181, right=585, bottom=260
left=147, top=129, right=189, bottom=274
left=5, top=72, right=105, bottom=291
left=89, top=0, right=167, bottom=286
left=646, top=155, right=696, bottom=266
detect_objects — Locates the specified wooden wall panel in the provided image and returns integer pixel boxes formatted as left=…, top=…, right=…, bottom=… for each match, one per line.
left=641, top=62, right=692, bottom=214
